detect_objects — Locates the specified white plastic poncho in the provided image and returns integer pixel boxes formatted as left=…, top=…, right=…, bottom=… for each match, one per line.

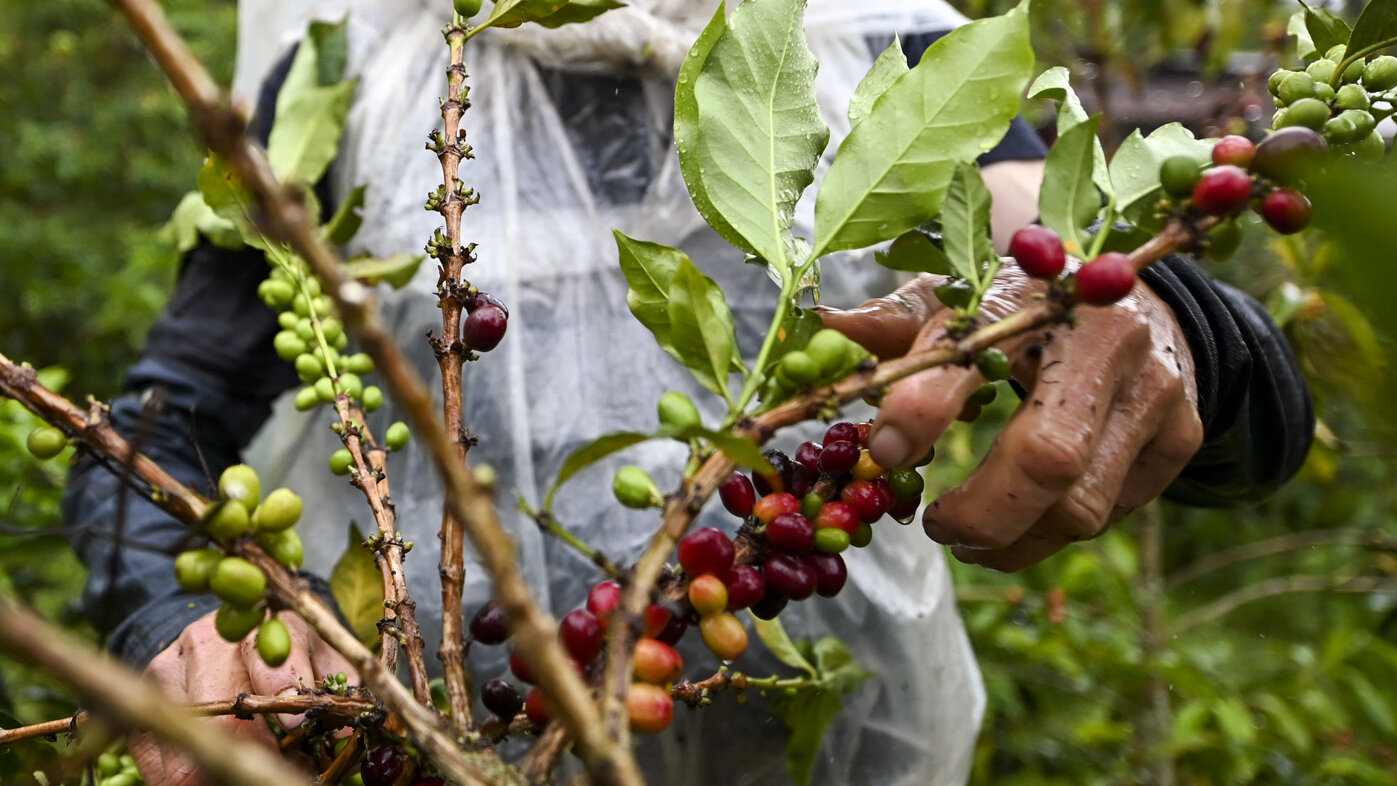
left=239, top=1, right=985, bottom=783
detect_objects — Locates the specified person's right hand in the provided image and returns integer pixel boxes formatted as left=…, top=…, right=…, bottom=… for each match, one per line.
left=132, top=609, right=357, bottom=786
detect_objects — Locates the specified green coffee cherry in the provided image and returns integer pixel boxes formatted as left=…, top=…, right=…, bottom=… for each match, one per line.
left=1279, top=97, right=1330, bottom=130
left=254, top=488, right=302, bottom=533
left=329, top=448, right=354, bottom=476
left=278, top=312, right=299, bottom=330
left=1159, top=155, right=1202, bottom=198
left=256, top=617, right=292, bottom=667
left=657, top=390, right=702, bottom=432
left=800, top=492, right=824, bottom=519
left=293, top=293, right=314, bottom=318
left=214, top=602, right=265, bottom=642
left=294, top=386, right=320, bottom=411
left=806, top=329, right=853, bottom=376
left=1326, top=45, right=1347, bottom=62
left=258, top=279, right=295, bottom=308
left=345, top=353, right=375, bottom=375
left=888, top=467, right=926, bottom=501
left=103, top=772, right=139, bottom=786
left=274, top=331, right=307, bottom=362
left=968, top=381, right=998, bottom=407
left=613, top=465, right=662, bottom=509
left=1324, top=113, right=1361, bottom=143
left=1267, top=68, right=1296, bottom=97
left=1340, top=108, right=1376, bottom=139
left=26, top=426, right=66, bottom=460
left=295, top=353, right=323, bottom=383
left=932, top=279, right=973, bottom=309
left=814, top=527, right=850, bottom=554
left=1277, top=72, right=1317, bottom=104
left=1313, top=82, right=1336, bottom=102
left=97, top=752, right=121, bottom=777
left=257, top=528, right=305, bottom=569
left=338, top=373, right=364, bottom=400
left=1335, top=83, right=1370, bottom=110
left=361, top=385, right=383, bottom=412
left=1352, top=131, right=1387, bottom=162
left=315, top=377, right=336, bottom=403
left=975, top=347, right=1012, bottom=382
left=1342, top=59, right=1366, bottom=84
left=294, top=318, right=317, bottom=343
left=219, top=464, right=262, bottom=512
left=778, top=351, right=821, bottom=386
left=385, top=422, right=411, bottom=451
left=1306, top=58, right=1338, bottom=85
left=1363, top=55, right=1397, bottom=91
left=1207, top=220, right=1243, bottom=262
left=850, top=522, right=873, bottom=548
left=204, top=500, right=251, bottom=541
left=174, top=548, right=223, bottom=593
left=210, top=556, right=267, bottom=608
left=455, top=0, right=483, bottom=17
left=319, top=317, right=344, bottom=345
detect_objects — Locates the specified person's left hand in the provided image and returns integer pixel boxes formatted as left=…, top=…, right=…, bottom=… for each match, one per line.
left=819, top=266, right=1204, bottom=571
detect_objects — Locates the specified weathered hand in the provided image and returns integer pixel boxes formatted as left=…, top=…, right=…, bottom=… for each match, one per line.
left=820, top=267, right=1203, bottom=571
left=132, top=610, right=356, bottom=786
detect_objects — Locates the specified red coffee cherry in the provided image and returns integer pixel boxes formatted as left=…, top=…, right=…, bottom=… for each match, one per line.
left=822, top=422, right=860, bottom=446
left=840, top=479, right=891, bottom=523
left=469, top=600, right=510, bottom=645
left=1260, top=188, right=1312, bottom=234
left=462, top=303, right=508, bottom=352
left=1008, top=225, right=1067, bottom=279
left=480, top=678, right=524, bottom=719
left=698, top=611, right=750, bottom=661
left=559, top=609, right=603, bottom=664
left=723, top=565, right=765, bottom=611
left=1251, top=126, right=1327, bottom=185
left=524, top=688, right=550, bottom=727
left=809, top=553, right=848, bottom=598
left=794, top=441, right=823, bottom=473
left=643, top=603, right=674, bottom=638
left=633, top=638, right=684, bottom=684
left=718, top=472, right=756, bottom=518
left=753, top=493, right=800, bottom=525
left=626, top=682, right=675, bottom=734
left=763, top=554, right=816, bottom=600
left=813, top=501, right=861, bottom=536
left=677, top=527, right=736, bottom=577
left=819, top=440, right=860, bottom=475
left=753, top=449, right=791, bottom=496
left=766, top=513, right=815, bottom=554
left=1211, top=135, right=1256, bottom=168
left=509, top=648, right=537, bottom=685
left=687, top=574, right=729, bottom=617
left=586, top=580, right=622, bottom=627
left=1075, top=253, right=1137, bottom=306
left=1191, top=165, right=1253, bottom=215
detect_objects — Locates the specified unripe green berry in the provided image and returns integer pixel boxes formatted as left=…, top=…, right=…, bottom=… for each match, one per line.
left=1279, top=97, right=1330, bottom=130
left=205, top=500, right=251, bottom=541
left=1352, top=131, right=1387, bottom=162
left=613, top=465, right=662, bottom=509
left=1207, top=220, right=1243, bottom=262
left=338, top=373, right=363, bottom=400
left=968, top=382, right=998, bottom=406
left=329, top=448, right=354, bottom=476
left=800, top=492, right=824, bottom=519
left=1159, top=155, right=1202, bottom=198
left=293, top=293, right=313, bottom=317
left=315, top=377, right=337, bottom=403
left=174, top=548, right=223, bottom=593
left=1339, top=108, right=1376, bottom=139
left=1363, top=55, right=1397, bottom=91
left=1342, top=59, right=1366, bottom=84
left=256, top=617, right=292, bottom=667
left=319, top=317, right=344, bottom=345
left=1326, top=45, right=1347, bottom=61
left=888, top=467, right=926, bottom=501
left=214, top=602, right=265, bottom=642
left=1335, top=83, right=1370, bottom=110
left=814, top=527, right=850, bottom=553
left=219, top=464, right=262, bottom=511
left=302, top=276, right=322, bottom=297
left=975, top=347, right=1011, bottom=381
left=257, top=528, right=305, bottom=569
left=294, top=318, right=316, bottom=343
left=850, top=522, right=873, bottom=548
left=258, top=278, right=295, bottom=308
left=1277, top=72, right=1317, bottom=105
left=1305, top=58, right=1337, bottom=84
left=454, top=0, right=483, bottom=17
left=209, top=556, right=266, bottom=608
left=274, top=331, right=307, bottom=362
left=345, top=353, right=375, bottom=375
left=278, top=311, right=299, bottom=330
left=26, top=426, right=66, bottom=460
left=806, top=329, right=853, bottom=376
left=657, top=391, right=702, bottom=432
left=778, top=351, right=821, bottom=385
left=294, top=386, right=320, bottom=411
left=385, top=422, right=411, bottom=451
left=1267, top=68, right=1295, bottom=97
left=361, top=385, right=383, bottom=412
left=932, top=279, right=973, bottom=309
left=254, top=488, right=302, bottom=532
left=295, top=353, right=323, bottom=382
left=1313, top=82, right=1336, bottom=102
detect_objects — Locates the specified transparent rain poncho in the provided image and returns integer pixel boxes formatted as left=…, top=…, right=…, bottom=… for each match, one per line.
left=238, top=0, right=984, bottom=782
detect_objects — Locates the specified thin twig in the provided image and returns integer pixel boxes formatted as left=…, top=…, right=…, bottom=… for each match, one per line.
left=1165, top=528, right=1397, bottom=590
left=1171, top=574, right=1397, bottom=635
left=519, top=724, right=571, bottom=782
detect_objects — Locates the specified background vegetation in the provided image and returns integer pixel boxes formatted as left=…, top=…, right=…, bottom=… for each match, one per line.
left=2, top=0, right=1395, bottom=783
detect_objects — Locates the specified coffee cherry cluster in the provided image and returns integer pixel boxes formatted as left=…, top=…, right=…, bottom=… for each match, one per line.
left=93, top=746, right=144, bottom=786
left=174, top=464, right=304, bottom=662
left=1007, top=225, right=1139, bottom=306
left=771, top=328, right=865, bottom=395
left=1269, top=46, right=1394, bottom=159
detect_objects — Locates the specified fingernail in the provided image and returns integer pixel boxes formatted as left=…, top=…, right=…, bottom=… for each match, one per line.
left=276, top=688, right=306, bottom=730
left=868, top=427, right=911, bottom=468
left=810, top=305, right=836, bottom=313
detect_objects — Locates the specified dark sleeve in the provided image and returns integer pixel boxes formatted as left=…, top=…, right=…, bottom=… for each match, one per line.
left=64, top=49, right=309, bottom=668
left=1139, top=255, right=1315, bottom=506
left=894, top=30, right=1050, bottom=166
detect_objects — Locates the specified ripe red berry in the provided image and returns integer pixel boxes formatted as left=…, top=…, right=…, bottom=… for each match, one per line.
left=723, top=564, right=766, bottom=611
left=813, top=501, right=860, bottom=536
left=510, top=648, right=537, bottom=684
left=718, top=472, right=756, bottom=518
left=1008, top=225, right=1067, bottom=279
left=823, top=422, right=860, bottom=446
left=524, top=688, right=550, bottom=727
left=1075, top=253, right=1137, bottom=306
left=794, top=441, right=823, bottom=472
left=481, top=678, right=523, bottom=719
left=688, top=574, right=729, bottom=616
left=763, top=554, right=816, bottom=600
left=626, top=682, right=675, bottom=734
left=820, top=440, right=860, bottom=474
left=643, top=603, right=674, bottom=638
left=855, top=422, right=872, bottom=446
left=809, top=553, right=848, bottom=598
left=462, top=303, right=508, bottom=352
left=469, top=600, right=510, bottom=645
left=753, top=493, right=799, bottom=525
left=677, top=527, right=736, bottom=577
left=586, top=580, right=622, bottom=627
left=1191, top=165, right=1253, bottom=215
left=559, top=609, right=603, bottom=663
left=1211, top=135, right=1256, bottom=168
left=1260, top=188, right=1312, bottom=234
left=840, top=479, right=891, bottom=523
left=633, top=638, right=684, bottom=684
left=766, top=513, right=815, bottom=554
left=362, top=748, right=406, bottom=786
left=753, top=450, right=791, bottom=496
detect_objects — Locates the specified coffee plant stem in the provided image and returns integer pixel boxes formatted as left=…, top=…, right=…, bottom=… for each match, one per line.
left=319, top=732, right=364, bottom=785
left=108, top=3, right=640, bottom=780
left=519, top=724, right=572, bottom=781
left=0, top=597, right=313, bottom=785
left=1166, top=529, right=1397, bottom=591
left=1170, top=574, right=1397, bottom=636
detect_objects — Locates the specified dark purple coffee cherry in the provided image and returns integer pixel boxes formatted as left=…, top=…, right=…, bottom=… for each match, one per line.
left=362, top=747, right=406, bottom=786
left=766, top=513, right=815, bottom=554
left=809, top=553, right=848, bottom=598
left=462, top=303, right=508, bottom=352
left=820, top=440, right=860, bottom=474
left=481, top=678, right=524, bottom=719
left=763, top=554, right=816, bottom=600
left=749, top=589, right=789, bottom=620
left=469, top=600, right=510, bottom=645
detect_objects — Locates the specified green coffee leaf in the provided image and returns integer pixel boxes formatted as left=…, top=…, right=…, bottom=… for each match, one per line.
left=811, top=636, right=874, bottom=695
left=750, top=615, right=817, bottom=676
left=323, top=185, right=367, bottom=246
left=544, top=432, right=650, bottom=510
left=267, top=78, right=356, bottom=185
left=677, top=0, right=829, bottom=272
left=874, top=229, right=952, bottom=276
left=160, top=191, right=242, bottom=253
left=1028, top=67, right=1111, bottom=199
left=330, top=523, right=384, bottom=649
left=615, top=230, right=684, bottom=355
left=1109, top=123, right=1211, bottom=226
left=1212, top=697, right=1258, bottom=745
left=1348, top=0, right=1397, bottom=59
left=476, top=0, right=567, bottom=30
left=1345, top=669, right=1397, bottom=735
left=1288, top=10, right=1319, bottom=61
left=655, top=424, right=773, bottom=472
left=306, top=19, right=349, bottom=85
left=341, top=252, right=425, bottom=289
left=1039, top=114, right=1102, bottom=259
left=772, top=689, right=842, bottom=786
left=668, top=259, right=741, bottom=399
left=814, top=1, right=1033, bottom=256
left=196, top=155, right=267, bottom=250
left=1303, top=4, right=1352, bottom=57
left=533, top=0, right=625, bottom=29
left=940, top=163, right=995, bottom=285
left=848, top=38, right=908, bottom=128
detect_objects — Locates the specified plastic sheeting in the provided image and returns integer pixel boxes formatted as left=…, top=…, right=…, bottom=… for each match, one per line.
left=241, top=1, right=985, bottom=782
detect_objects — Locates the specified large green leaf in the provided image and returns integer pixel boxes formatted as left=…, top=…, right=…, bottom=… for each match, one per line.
left=533, top=0, right=625, bottom=29
left=668, top=259, right=741, bottom=398
left=678, top=0, right=828, bottom=272
left=1303, top=4, right=1352, bottom=57
left=160, top=191, right=242, bottom=253
left=476, top=0, right=570, bottom=30
left=1028, top=67, right=1111, bottom=199
left=1038, top=114, right=1101, bottom=259
left=940, top=163, right=995, bottom=284
left=267, top=22, right=355, bottom=185
left=330, top=523, right=384, bottom=649
left=874, top=229, right=952, bottom=276
left=341, top=252, right=426, bottom=289
left=615, top=230, right=684, bottom=356
left=848, top=38, right=908, bottom=129
left=195, top=154, right=267, bottom=250
left=543, top=432, right=650, bottom=509
left=1109, top=123, right=1210, bottom=226
left=323, top=184, right=366, bottom=246
left=813, top=2, right=1034, bottom=256
left=773, top=689, right=843, bottom=786
left=1349, top=0, right=1397, bottom=57
left=1288, top=10, right=1320, bottom=61
left=751, top=615, right=817, bottom=676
